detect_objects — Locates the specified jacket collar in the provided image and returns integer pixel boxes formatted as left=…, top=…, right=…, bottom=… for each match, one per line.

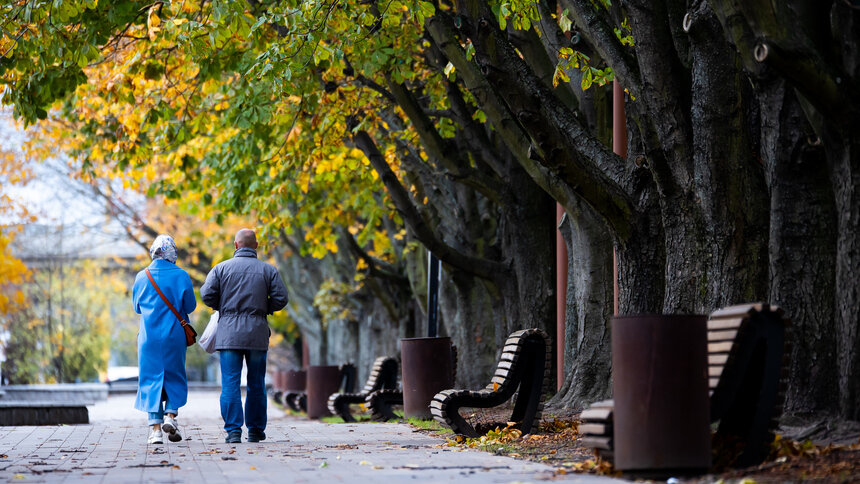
left=148, top=258, right=177, bottom=269
left=234, top=247, right=258, bottom=258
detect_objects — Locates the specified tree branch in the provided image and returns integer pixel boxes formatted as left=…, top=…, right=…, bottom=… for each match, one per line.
left=622, top=0, right=694, bottom=191
left=708, top=0, right=855, bottom=125
left=558, top=0, right=642, bottom=98
left=338, top=228, right=409, bottom=285
left=351, top=129, right=508, bottom=280
left=441, top=4, right=637, bottom=239
left=384, top=77, right=505, bottom=203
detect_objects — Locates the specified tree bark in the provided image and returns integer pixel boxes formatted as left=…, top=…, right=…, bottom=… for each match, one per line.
left=550, top=204, right=614, bottom=410
left=759, top=81, right=839, bottom=417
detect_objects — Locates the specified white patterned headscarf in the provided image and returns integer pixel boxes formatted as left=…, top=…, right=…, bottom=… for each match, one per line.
left=149, top=234, right=178, bottom=263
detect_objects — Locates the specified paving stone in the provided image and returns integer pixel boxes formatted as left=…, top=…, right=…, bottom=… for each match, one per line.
left=0, top=391, right=618, bottom=483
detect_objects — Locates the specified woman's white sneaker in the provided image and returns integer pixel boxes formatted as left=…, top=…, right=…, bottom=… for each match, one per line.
left=162, top=416, right=182, bottom=442
left=148, top=429, right=164, bottom=445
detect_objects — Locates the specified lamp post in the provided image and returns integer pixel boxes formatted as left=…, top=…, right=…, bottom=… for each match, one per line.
left=427, top=252, right=440, bottom=337
left=399, top=251, right=453, bottom=419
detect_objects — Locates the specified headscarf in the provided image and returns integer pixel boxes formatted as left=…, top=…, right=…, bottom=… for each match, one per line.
left=149, top=234, right=178, bottom=263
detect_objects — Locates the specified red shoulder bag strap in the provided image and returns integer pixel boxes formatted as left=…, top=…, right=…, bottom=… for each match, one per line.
left=145, top=268, right=189, bottom=329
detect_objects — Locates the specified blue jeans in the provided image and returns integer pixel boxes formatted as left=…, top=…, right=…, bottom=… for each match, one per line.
left=147, top=400, right=178, bottom=426
left=220, top=349, right=267, bottom=433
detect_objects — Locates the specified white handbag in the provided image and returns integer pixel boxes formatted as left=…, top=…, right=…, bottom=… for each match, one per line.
left=198, top=311, right=219, bottom=354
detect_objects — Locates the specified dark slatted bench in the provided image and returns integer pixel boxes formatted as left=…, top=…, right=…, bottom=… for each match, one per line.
left=581, top=303, right=791, bottom=467
left=430, top=328, right=551, bottom=437
left=328, top=357, right=399, bottom=422
left=284, top=391, right=307, bottom=413
left=365, top=388, right=404, bottom=421
left=579, top=399, right=615, bottom=461
left=365, top=346, right=459, bottom=422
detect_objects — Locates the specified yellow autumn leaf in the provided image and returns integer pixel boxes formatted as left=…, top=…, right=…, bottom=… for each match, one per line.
left=147, top=6, right=161, bottom=41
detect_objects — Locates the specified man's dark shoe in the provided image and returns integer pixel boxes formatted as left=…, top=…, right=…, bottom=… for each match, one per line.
left=225, top=430, right=242, bottom=444
left=247, top=430, right=266, bottom=443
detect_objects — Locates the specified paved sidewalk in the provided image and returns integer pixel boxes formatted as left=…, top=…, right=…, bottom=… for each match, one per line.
left=0, top=392, right=617, bottom=483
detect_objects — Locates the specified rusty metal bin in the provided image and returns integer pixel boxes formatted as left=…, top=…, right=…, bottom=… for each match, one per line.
left=275, top=370, right=286, bottom=392
left=306, top=365, right=340, bottom=419
left=284, top=370, right=306, bottom=392
left=401, top=337, right=455, bottom=419
left=612, top=314, right=711, bottom=472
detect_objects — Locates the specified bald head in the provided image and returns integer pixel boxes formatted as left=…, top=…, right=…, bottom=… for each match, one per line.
left=234, top=229, right=258, bottom=250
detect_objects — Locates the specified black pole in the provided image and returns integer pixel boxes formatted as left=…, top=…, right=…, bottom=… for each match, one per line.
left=427, top=252, right=440, bottom=337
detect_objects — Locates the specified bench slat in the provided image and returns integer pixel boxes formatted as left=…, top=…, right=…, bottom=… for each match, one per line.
left=708, top=329, right=738, bottom=342
left=581, top=407, right=613, bottom=421
left=709, top=303, right=762, bottom=318
left=708, top=341, right=735, bottom=353
left=581, top=436, right=613, bottom=450
left=580, top=423, right=610, bottom=435
left=707, top=317, right=745, bottom=330
left=709, top=353, right=729, bottom=365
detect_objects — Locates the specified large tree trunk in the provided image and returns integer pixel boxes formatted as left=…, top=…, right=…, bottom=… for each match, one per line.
left=439, top=269, right=504, bottom=387
left=830, top=138, right=860, bottom=420
left=709, top=0, right=860, bottom=422
left=437, top=165, right=556, bottom=388
left=273, top=239, right=328, bottom=365
left=815, top=122, right=860, bottom=420
left=550, top=204, right=614, bottom=410
left=496, top=165, right=557, bottom=343
left=827, top=3, right=860, bottom=422
left=688, top=7, right=770, bottom=311
left=759, top=81, right=839, bottom=417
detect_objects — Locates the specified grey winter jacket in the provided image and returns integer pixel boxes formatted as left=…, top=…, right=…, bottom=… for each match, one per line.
left=200, top=247, right=288, bottom=351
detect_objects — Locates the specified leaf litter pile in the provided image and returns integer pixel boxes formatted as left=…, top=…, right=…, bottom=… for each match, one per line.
left=414, top=409, right=860, bottom=482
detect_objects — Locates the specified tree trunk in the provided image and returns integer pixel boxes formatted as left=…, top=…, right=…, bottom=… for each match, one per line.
left=759, top=81, right=839, bottom=417
left=828, top=3, right=860, bottom=422
left=496, top=165, right=557, bottom=342
left=688, top=8, right=770, bottom=311
left=830, top=138, right=860, bottom=421
left=437, top=166, right=556, bottom=389
left=273, top=247, right=329, bottom=365
left=550, top=203, right=614, bottom=410
left=439, top=269, right=503, bottom=387
left=709, top=0, right=860, bottom=422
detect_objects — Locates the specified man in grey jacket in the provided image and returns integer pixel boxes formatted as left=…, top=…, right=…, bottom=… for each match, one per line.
left=201, top=229, right=288, bottom=443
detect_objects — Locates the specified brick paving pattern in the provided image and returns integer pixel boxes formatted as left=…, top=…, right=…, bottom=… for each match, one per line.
left=0, top=392, right=617, bottom=483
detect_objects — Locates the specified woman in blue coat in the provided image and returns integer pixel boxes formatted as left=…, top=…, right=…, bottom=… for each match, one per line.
left=132, top=235, right=196, bottom=445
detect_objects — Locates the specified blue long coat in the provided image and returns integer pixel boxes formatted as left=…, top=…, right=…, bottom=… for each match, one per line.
left=132, top=259, right=197, bottom=413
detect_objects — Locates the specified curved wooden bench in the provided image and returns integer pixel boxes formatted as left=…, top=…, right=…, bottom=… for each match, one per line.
left=707, top=303, right=791, bottom=466
left=581, top=303, right=791, bottom=467
left=284, top=391, right=307, bottom=413
left=365, top=345, right=458, bottom=422
left=327, top=357, right=399, bottom=422
left=365, top=388, right=404, bottom=421
left=430, top=328, right=551, bottom=437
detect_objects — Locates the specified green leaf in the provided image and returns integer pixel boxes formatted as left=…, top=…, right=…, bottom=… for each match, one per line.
left=558, top=9, right=573, bottom=33
left=580, top=68, right=593, bottom=90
